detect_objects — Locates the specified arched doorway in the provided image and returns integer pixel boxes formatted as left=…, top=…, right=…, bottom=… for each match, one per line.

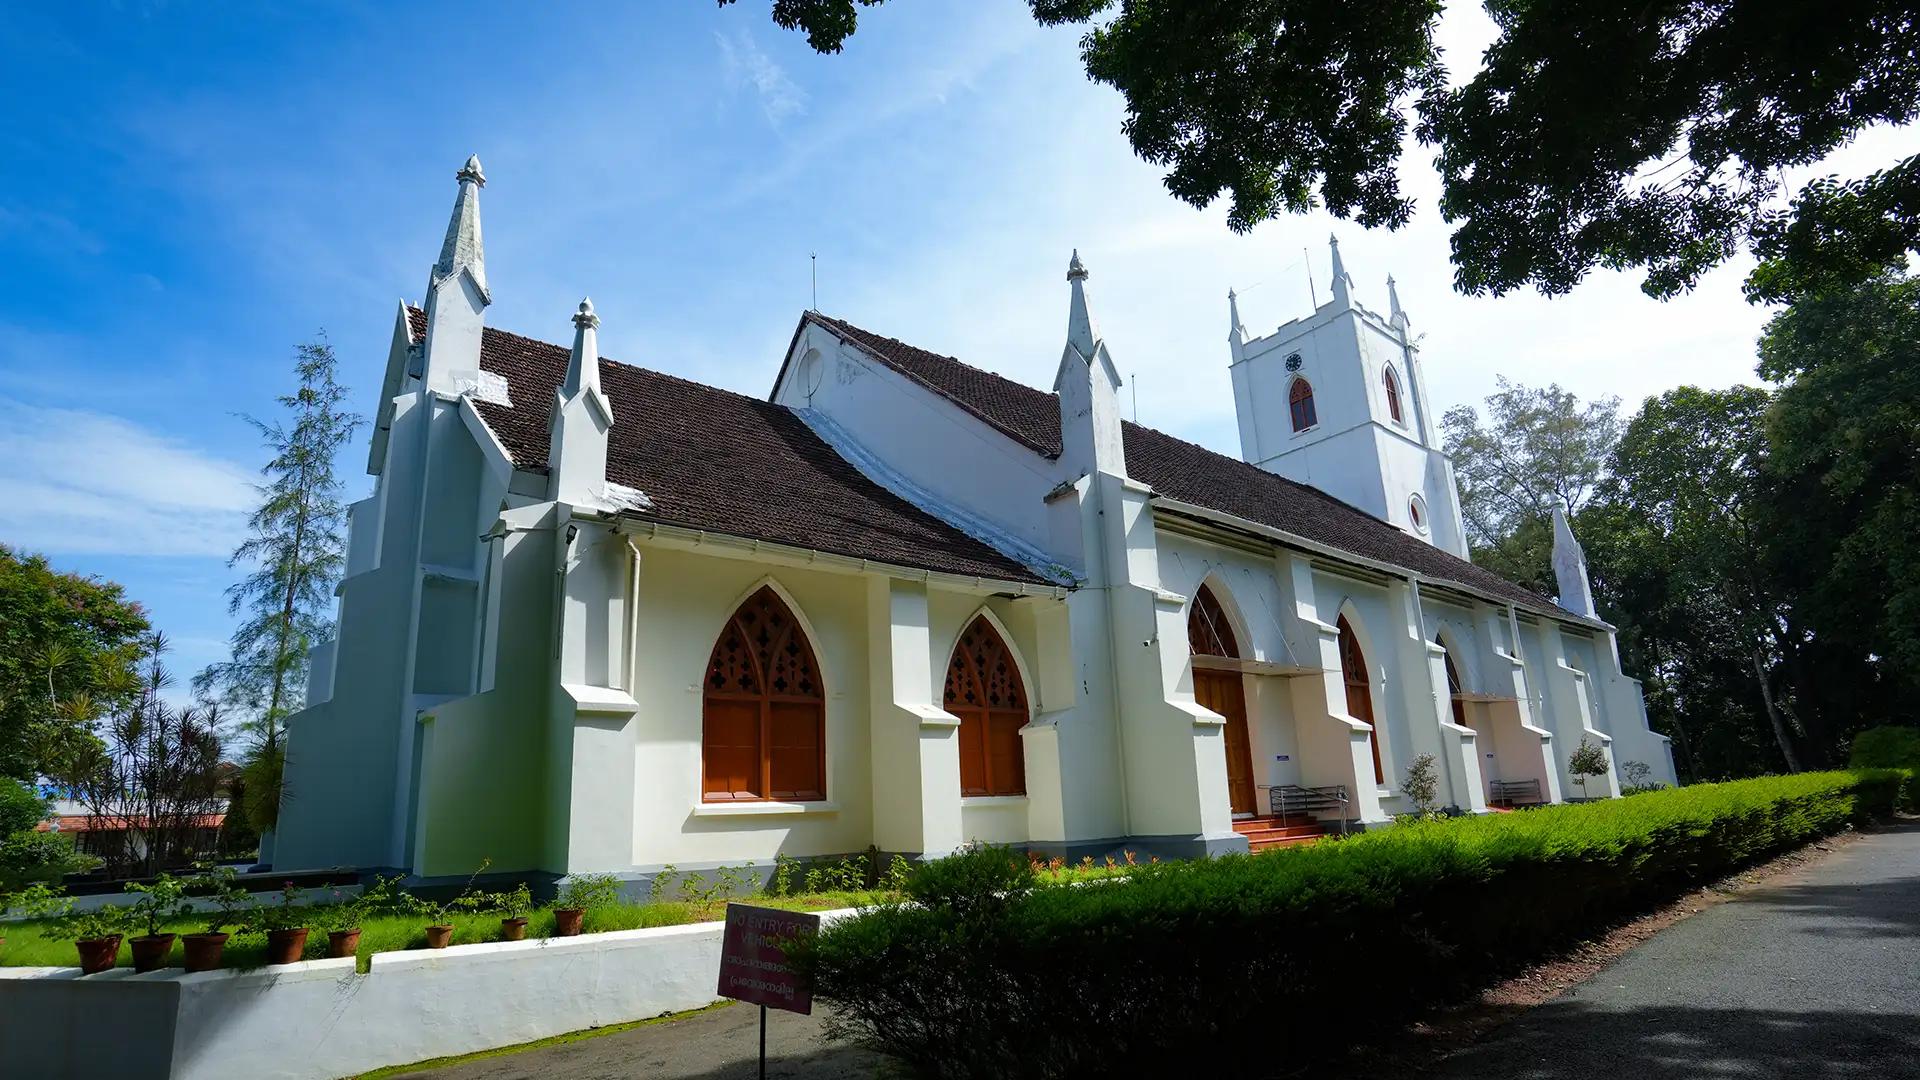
left=944, top=615, right=1030, bottom=797
left=701, top=585, right=826, bottom=802
left=1337, top=615, right=1384, bottom=784
left=1190, top=583, right=1257, bottom=815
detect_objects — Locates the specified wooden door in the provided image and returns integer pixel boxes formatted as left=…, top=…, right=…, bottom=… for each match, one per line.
left=1338, top=616, right=1384, bottom=784
left=1195, top=669, right=1256, bottom=815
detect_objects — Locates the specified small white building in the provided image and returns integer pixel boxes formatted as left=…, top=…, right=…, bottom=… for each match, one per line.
left=273, top=159, right=1676, bottom=886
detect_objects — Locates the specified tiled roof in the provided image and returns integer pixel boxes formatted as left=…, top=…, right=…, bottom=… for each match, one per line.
left=407, top=307, right=1049, bottom=586
left=805, top=312, right=1566, bottom=615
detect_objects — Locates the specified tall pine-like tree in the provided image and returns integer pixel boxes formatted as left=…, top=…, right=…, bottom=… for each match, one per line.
left=197, top=337, right=361, bottom=831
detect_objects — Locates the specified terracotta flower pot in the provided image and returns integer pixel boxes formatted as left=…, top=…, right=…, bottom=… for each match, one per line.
left=553, top=907, right=585, bottom=937
left=425, top=924, right=454, bottom=949
left=267, top=927, right=310, bottom=965
left=183, top=932, right=229, bottom=972
left=131, top=933, right=177, bottom=973
left=327, top=928, right=362, bottom=959
left=500, top=917, right=528, bottom=941
left=76, top=935, right=122, bottom=975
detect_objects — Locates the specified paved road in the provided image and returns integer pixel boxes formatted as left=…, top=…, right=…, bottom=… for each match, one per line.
left=389, top=1001, right=896, bottom=1080
left=1422, top=819, right=1920, bottom=1080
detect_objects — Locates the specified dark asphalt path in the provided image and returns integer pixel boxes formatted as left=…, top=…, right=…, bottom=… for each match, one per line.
left=1421, top=819, right=1920, bottom=1080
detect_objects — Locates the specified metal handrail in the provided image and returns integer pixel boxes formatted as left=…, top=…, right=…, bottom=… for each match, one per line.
left=1269, top=784, right=1351, bottom=835
left=1489, top=779, right=1543, bottom=807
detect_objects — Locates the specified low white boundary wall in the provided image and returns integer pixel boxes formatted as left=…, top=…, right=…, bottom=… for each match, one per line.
left=0, top=907, right=857, bottom=1080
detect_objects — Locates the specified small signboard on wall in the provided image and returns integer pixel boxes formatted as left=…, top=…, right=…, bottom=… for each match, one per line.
left=717, top=903, right=820, bottom=1015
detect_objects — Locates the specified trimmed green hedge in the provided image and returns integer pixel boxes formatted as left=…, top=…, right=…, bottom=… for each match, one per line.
left=1850, top=726, right=1920, bottom=771
left=796, top=770, right=1904, bottom=1079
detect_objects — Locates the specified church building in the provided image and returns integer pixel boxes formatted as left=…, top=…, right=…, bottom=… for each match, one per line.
left=272, top=158, right=1677, bottom=883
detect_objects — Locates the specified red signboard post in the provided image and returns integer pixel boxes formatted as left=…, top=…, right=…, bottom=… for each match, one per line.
left=718, top=903, right=821, bottom=1079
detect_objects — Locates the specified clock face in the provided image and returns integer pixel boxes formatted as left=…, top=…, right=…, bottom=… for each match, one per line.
left=1285, top=352, right=1303, bottom=372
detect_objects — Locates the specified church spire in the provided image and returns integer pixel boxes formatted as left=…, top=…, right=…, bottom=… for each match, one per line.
left=1552, top=505, right=1598, bottom=619
left=432, top=155, right=490, bottom=303
left=420, top=154, right=492, bottom=395
left=1387, top=275, right=1408, bottom=332
left=1065, top=249, right=1096, bottom=360
left=562, top=297, right=603, bottom=399
left=548, top=296, right=615, bottom=507
left=1053, top=250, right=1127, bottom=479
left=1328, top=234, right=1353, bottom=309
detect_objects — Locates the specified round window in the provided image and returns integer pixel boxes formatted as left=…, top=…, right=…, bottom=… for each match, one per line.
left=1409, top=494, right=1428, bottom=533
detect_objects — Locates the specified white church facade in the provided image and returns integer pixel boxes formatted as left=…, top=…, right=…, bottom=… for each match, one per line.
left=272, top=159, right=1677, bottom=884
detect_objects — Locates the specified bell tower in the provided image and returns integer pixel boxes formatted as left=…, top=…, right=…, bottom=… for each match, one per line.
left=1228, top=237, right=1467, bottom=557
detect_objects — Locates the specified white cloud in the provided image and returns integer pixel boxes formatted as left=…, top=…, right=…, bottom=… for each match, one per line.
left=0, top=398, right=256, bottom=557
left=716, top=27, right=806, bottom=125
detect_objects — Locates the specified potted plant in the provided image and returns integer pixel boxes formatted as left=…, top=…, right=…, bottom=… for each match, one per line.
left=250, top=880, right=311, bottom=964
left=125, top=873, right=191, bottom=973
left=184, top=869, right=252, bottom=972
left=315, top=888, right=365, bottom=959
left=52, top=903, right=130, bottom=975
left=552, top=872, right=621, bottom=937
left=494, top=882, right=533, bottom=941
left=411, top=858, right=489, bottom=949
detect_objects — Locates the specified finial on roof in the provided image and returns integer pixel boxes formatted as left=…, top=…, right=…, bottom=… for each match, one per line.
left=432, top=153, right=490, bottom=302
left=1551, top=504, right=1597, bottom=618
left=1065, top=250, right=1096, bottom=357
left=1387, top=274, right=1408, bottom=330
left=562, top=296, right=603, bottom=400
left=1229, top=288, right=1246, bottom=347
left=1328, top=234, right=1353, bottom=308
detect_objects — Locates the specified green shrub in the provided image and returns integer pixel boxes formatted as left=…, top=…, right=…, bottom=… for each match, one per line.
left=795, top=771, right=1902, bottom=1079
left=903, top=843, right=1033, bottom=919
left=557, top=872, right=622, bottom=910
left=1849, top=726, right=1920, bottom=771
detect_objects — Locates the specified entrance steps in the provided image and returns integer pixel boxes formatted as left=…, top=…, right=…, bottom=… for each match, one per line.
left=1232, top=815, right=1329, bottom=852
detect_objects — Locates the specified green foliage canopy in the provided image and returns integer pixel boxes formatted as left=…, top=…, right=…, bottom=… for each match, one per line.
left=729, top=0, right=1920, bottom=300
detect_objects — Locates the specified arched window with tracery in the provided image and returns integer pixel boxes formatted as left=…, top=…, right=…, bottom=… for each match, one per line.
left=1289, top=378, right=1317, bottom=432
left=944, top=616, right=1029, bottom=797
left=1188, top=582, right=1240, bottom=658
left=1337, top=615, right=1384, bottom=784
left=702, top=586, right=825, bottom=802
left=1383, top=366, right=1404, bottom=423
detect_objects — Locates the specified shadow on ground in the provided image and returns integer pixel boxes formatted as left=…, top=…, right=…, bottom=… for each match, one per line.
left=1421, top=1003, right=1920, bottom=1079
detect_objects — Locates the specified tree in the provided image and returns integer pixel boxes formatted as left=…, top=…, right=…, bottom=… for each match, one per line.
left=195, top=337, right=361, bottom=833
left=1566, top=738, right=1609, bottom=800
left=731, top=0, right=1920, bottom=300
left=1599, top=385, right=1830, bottom=774
left=1441, top=379, right=1622, bottom=589
left=0, top=776, right=96, bottom=890
left=49, top=635, right=225, bottom=878
left=0, top=545, right=150, bottom=782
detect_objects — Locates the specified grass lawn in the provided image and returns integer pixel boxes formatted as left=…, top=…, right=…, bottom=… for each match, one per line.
left=0, top=889, right=892, bottom=974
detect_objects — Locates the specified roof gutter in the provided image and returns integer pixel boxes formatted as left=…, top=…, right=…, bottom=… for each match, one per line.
left=601, top=512, right=1071, bottom=601
left=1151, top=495, right=1612, bottom=633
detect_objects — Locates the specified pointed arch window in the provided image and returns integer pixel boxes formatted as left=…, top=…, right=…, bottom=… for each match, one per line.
left=1289, top=378, right=1318, bottom=432
left=1440, top=643, right=1468, bottom=729
left=1337, top=615, right=1385, bottom=784
left=945, top=616, right=1029, bottom=797
left=702, top=586, right=826, bottom=802
left=1188, top=583, right=1240, bottom=658
left=1383, top=366, right=1404, bottom=424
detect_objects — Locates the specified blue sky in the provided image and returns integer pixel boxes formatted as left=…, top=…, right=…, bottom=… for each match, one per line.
left=0, top=2, right=1906, bottom=693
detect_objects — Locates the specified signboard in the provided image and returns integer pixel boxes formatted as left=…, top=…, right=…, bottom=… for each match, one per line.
left=717, top=903, right=820, bottom=1016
